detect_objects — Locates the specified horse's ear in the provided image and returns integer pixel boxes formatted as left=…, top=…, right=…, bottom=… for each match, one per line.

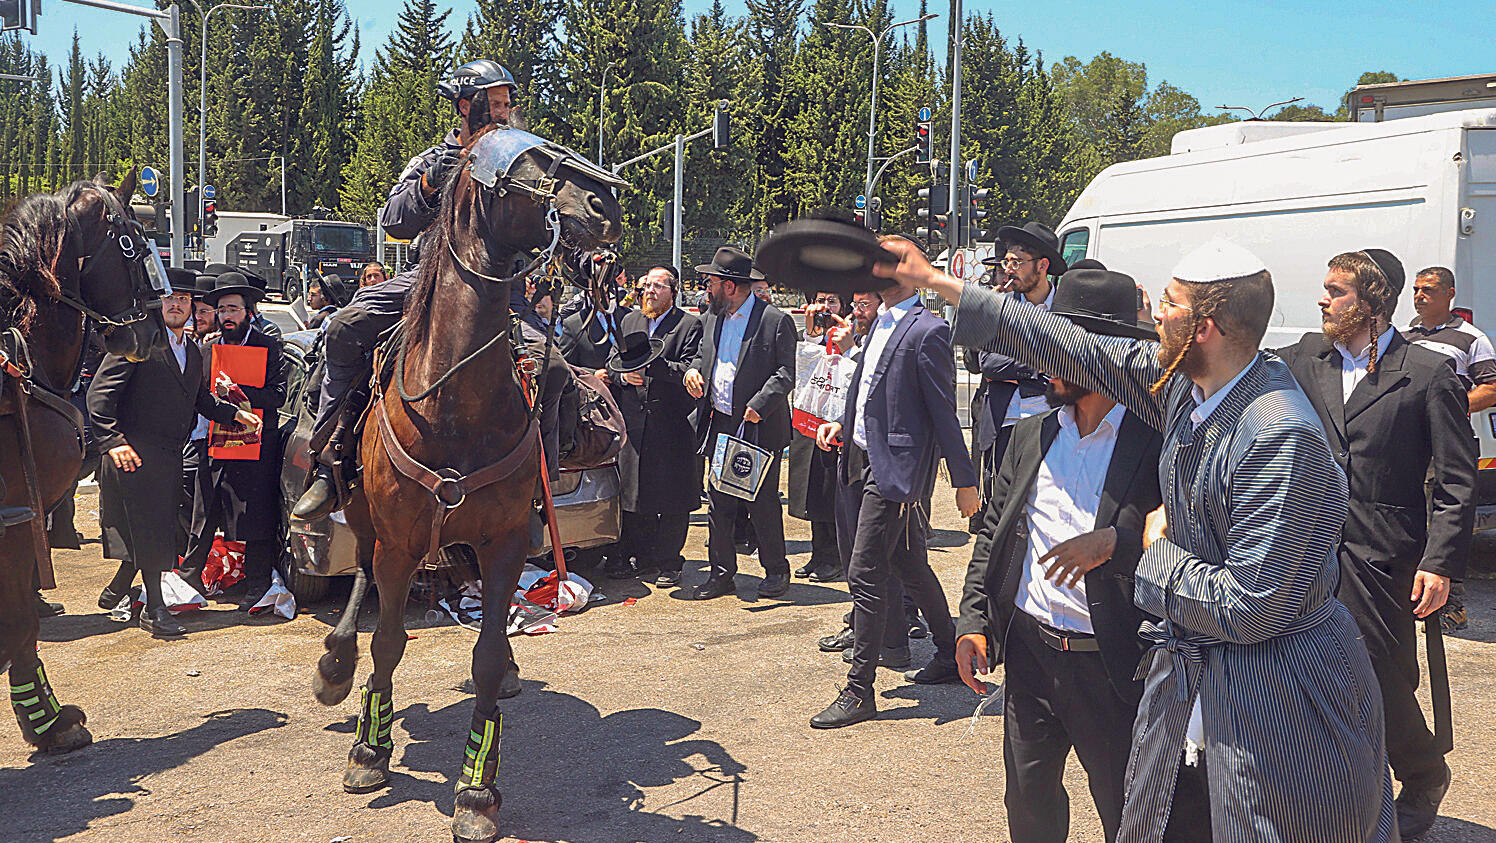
left=114, top=166, right=139, bottom=204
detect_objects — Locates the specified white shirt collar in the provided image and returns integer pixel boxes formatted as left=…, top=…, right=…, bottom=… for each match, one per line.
left=1012, top=284, right=1056, bottom=312
left=878, top=293, right=920, bottom=320
left=1190, top=357, right=1256, bottom=428
left=1334, top=326, right=1395, bottom=365
left=1057, top=400, right=1127, bottom=439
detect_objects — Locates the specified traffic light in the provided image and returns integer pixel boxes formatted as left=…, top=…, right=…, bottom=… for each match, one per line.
left=184, top=186, right=200, bottom=235
left=865, top=196, right=882, bottom=234
left=663, top=199, right=675, bottom=242
left=203, top=199, right=218, bottom=237
left=1, top=0, right=36, bottom=33
left=916, top=183, right=949, bottom=248
left=915, top=120, right=932, bottom=164
left=712, top=103, right=730, bottom=149
left=853, top=208, right=867, bottom=227
left=965, top=186, right=990, bottom=245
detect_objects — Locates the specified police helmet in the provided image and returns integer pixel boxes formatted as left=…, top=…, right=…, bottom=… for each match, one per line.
left=438, top=60, right=518, bottom=103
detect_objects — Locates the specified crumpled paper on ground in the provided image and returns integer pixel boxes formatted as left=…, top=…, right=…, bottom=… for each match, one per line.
left=120, top=571, right=208, bottom=617
left=515, top=563, right=593, bottom=613
left=249, top=569, right=297, bottom=619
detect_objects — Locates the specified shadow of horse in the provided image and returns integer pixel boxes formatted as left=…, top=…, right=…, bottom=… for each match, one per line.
left=2, top=708, right=288, bottom=841
left=339, top=683, right=756, bottom=842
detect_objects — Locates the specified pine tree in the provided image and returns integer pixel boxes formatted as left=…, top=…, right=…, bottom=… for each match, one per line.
left=460, top=0, right=560, bottom=133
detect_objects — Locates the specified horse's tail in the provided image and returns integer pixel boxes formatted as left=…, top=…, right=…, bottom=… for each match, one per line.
left=313, top=561, right=370, bottom=706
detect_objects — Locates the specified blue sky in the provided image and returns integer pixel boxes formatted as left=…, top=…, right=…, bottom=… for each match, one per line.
left=24, top=0, right=1495, bottom=115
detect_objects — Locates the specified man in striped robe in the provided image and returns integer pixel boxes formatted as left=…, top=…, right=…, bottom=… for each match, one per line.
left=875, top=236, right=1395, bottom=842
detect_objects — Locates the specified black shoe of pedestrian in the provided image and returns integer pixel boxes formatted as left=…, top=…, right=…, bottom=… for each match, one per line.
left=292, top=470, right=338, bottom=521
left=842, top=645, right=913, bottom=670
left=139, top=606, right=185, bottom=638
left=653, top=570, right=681, bottom=589
left=818, top=627, right=854, bottom=653
left=807, top=563, right=843, bottom=582
left=906, top=614, right=929, bottom=639
left=810, top=688, right=875, bottom=729
left=97, top=585, right=129, bottom=611
left=904, top=659, right=961, bottom=685
left=690, top=577, right=734, bottom=601
left=1397, top=762, right=1451, bottom=841
left=757, top=574, right=789, bottom=598
left=237, top=585, right=271, bottom=613
left=793, top=561, right=815, bottom=578
left=35, top=593, right=64, bottom=618
left=1440, top=604, right=1468, bottom=633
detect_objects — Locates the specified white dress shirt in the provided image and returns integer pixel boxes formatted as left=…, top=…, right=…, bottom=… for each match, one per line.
left=167, top=328, right=188, bottom=372
left=1015, top=402, right=1127, bottom=633
left=1002, top=285, right=1057, bottom=427
left=648, top=308, right=673, bottom=337
left=710, top=293, right=758, bottom=415
left=1333, top=327, right=1395, bottom=404
left=852, top=293, right=919, bottom=449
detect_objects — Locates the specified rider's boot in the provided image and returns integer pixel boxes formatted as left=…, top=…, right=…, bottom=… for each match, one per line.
left=0, top=472, right=36, bottom=539
left=292, top=416, right=353, bottom=521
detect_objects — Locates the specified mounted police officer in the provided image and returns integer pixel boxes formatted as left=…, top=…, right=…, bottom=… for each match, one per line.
left=293, top=60, right=517, bottom=520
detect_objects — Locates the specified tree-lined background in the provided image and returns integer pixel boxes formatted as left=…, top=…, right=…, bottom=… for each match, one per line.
left=0, top=0, right=1395, bottom=259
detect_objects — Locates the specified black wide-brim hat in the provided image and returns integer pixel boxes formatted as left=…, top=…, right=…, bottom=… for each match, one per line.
left=987, top=222, right=1068, bottom=276
left=694, top=245, right=764, bottom=282
left=754, top=219, right=899, bottom=295
left=165, top=266, right=200, bottom=295
left=202, top=271, right=265, bottom=306
left=607, top=330, right=666, bottom=374
left=1051, top=267, right=1156, bottom=340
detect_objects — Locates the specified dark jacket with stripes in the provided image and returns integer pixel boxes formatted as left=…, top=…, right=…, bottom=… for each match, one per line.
left=952, top=285, right=1396, bottom=843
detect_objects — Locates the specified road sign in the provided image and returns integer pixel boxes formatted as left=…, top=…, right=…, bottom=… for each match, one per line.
left=918, top=106, right=931, bottom=121
left=854, top=194, right=867, bottom=209
left=140, top=166, right=160, bottom=198
left=203, top=184, right=216, bottom=200
left=951, top=251, right=964, bottom=279
left=967, top=160, right=978, bottom=181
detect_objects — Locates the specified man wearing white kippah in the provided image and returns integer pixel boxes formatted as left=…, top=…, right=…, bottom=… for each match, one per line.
left=873, top=236, right=1395, bottom=842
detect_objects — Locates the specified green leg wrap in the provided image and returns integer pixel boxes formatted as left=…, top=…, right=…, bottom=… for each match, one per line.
left=457, top=708, right=503, bottom=791
left=11, top=662, right=63, bottom=741
left=353, top=684, right=394, bottom=750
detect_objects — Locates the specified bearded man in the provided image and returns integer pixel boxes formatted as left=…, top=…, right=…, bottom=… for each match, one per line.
left=884, top=236, right=1395, bottom=841
left=1274, top=249, right=1474, bottom=841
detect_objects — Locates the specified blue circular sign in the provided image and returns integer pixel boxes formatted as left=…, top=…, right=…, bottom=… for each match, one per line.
left=140, top=166, right=160, bottom=198
left=919, top=106, right=931, bottom=121
left=854, top=194, right=867, bottom=209
left=203, top=184, right=216, bottom=200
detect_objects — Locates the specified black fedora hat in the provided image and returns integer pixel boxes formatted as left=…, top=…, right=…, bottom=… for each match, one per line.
left=202, top=262, right=237, bottom=276
left=1051, top=267, right=1157, bottom=340
left=165, top=266, right=200, bottom=295
left=694, top=245, right=764, bottom=283
left=205, top=262, right=270, bottom=291
left=755, top=218, right=900, bottom=295
left=985, top=222, right=1068, bottom=276
left=314, top=273, right=351, bottom=308
left=202, top=271, right=265, bottom=307
left=606, top=325, right=666, bottom=374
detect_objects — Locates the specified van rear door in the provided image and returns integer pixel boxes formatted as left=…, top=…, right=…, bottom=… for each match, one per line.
left=1461, top=129, right=1496, bottom=512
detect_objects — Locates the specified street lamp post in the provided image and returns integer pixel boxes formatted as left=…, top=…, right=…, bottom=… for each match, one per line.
left=597, top=63, right=613, bottom=165
left=195, top=1, right=268, bottom=247
left=820, top=12, right=937, bottom=199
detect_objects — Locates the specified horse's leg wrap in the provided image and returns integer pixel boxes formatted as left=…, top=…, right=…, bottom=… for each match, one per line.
left=343, top=683, right=393, bottom=793
left=353, top=683, right=394, bottom=750
left=10, top=661, right=86, bottom=751
left=456, top=707, right=503, bottom=793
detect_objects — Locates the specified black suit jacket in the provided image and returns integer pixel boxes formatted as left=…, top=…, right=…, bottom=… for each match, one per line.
left=88, top=339, right=240, bottom=453
left=611, top=307, right=704, bottom=513
left=688, top=297, right=797, bottom=454
left=956, top=407, right=1163, bottom=702
left=1275, top=331, right=1475, bottom=581
left=559, top=305, right=632, bottom=370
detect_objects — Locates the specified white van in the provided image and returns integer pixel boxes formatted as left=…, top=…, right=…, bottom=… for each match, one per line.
left=1054, top=108, right=1496, bottom=516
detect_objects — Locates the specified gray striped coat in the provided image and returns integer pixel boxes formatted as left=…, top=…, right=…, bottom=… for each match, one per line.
left=953, top=284, right=1395, bottom=843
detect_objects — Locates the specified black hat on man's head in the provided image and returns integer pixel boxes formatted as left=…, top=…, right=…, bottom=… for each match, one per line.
left=1069, top=257, right=1107, bottom=271
left=165, top=267, right=200, bottom=296
left=988, top=222, right=1068, bottom=276
left=695, top=245, right=764, bottom=283
left=202, top=271, right=265, bottom=307
left=1357, top=248, right=1406, bottom=301
left=1051, top=267, right=1157, bottom=340
left=315, top=273, right=351, bottom=308
left=607, top=324, right=666, bottom=374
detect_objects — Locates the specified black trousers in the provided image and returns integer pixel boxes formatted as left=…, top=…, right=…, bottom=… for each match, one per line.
left=178, top=494, right=276, bottom=593
left=705, top=414, right=788, bottom=580
left=1003, top=611, right=1135, bottom=843
left=622, top=510, right=691, bottom=573
left=809, top=520, right=839, bottom=568
left=835, top=452, right=910, bottom=651
left=844, top=452, right=955, bottom=697
left=178, top=437, right=206, bottom=555
left=100, top=441, right=185, bottom=611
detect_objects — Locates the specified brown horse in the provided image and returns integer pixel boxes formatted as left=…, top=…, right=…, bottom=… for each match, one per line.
left=2, top=171, right=168, bottom=754
left=311, top=130, right=623, bottom=843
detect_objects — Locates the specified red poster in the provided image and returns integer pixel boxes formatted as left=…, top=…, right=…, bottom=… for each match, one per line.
left=208, top=344, right=267, bottom=460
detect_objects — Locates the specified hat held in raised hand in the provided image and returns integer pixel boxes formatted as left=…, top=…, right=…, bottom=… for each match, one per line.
left=607, top=324, right=666, bottom=374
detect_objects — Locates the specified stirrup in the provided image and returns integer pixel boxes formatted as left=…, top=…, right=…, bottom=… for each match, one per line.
left=0, top=506, right=34, bottom=528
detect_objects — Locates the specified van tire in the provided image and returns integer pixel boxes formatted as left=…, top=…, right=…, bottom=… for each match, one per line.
left=279, top=551, right=331, bottom=603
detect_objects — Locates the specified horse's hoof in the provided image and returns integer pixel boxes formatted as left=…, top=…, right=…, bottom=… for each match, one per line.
left=41, top=723, right=92, bottom=755
left=313, top=673, right=355, bottom=706
left=452, top=786, right=502, bottom=843
left=495, top=670, right=522, bottom=700
left=343, top=746, right=390, bottom=793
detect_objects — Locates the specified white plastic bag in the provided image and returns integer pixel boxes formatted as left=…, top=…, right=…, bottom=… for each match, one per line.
left=160, top=570, right=208, bottom=614
left=249, top=569, right=297, bottom=619
left=791, top=340, right=854, bottom=437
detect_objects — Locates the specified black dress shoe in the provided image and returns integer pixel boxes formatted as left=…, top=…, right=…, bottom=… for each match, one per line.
left=602, top=557, right=637, bottom=579
left=818, top=627, right=854, bottom=653
left=292, top=470, right=338, bottom=520
left=842, top=645, right=912, bottom=670
left=1397, top=761, right=1451, bottom=841
left=757, top=574, right=789, bottom=598
left=690, top=577, right=734, bottom=601
left=98, top=585, right=129, bottom=611
left=906, top=614, right=929, bottom=639
left=810, top=688, right=875, bottom=729
left=807, top=562, right=843, bottom=582
left=35, top=593, right=64, bottom=617
left=793, top=561, right=815, bottom=578
left=653, top=570, right=681, bottom=588
left=140, top=606, right=186, bottom=638
left=904, top=659, right=961, bottom=685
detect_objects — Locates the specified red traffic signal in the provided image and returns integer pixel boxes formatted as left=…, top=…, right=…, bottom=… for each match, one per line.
left=915, top=121, right=932, bottom=164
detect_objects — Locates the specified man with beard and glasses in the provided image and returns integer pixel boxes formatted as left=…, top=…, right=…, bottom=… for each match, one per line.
left=89, top=286, right=261, bottom=637
left=604, top=266, right=704, bottom=587
left=179, top=274, right=291, bottom=612
left=883, top=235, right=1395, bottom=841
left=683, top=246, right=797, bottom=600
left=954, top=266, right=1172, bottom=842
left=295, top=59, right=516, bottom=520
left=1274, top=249, right=1474, bottom=841
left=966, top=224, right=1065, bottom=530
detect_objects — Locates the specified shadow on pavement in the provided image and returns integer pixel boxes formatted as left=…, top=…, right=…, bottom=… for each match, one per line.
left=1426, top=816, right=1496, bottom=841
left=3, top=708, right=289, bottom=842
left=38, top=605, right=289, bottom=644
left=337, top=682, right=755, bottom=842
left=1446, top=579, right=1496, bottom=644
left=877, top=682, right=985, bottom=727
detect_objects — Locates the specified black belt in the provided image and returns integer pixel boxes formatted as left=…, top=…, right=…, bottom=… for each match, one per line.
left=1032, top=618, right=1099, bottom=653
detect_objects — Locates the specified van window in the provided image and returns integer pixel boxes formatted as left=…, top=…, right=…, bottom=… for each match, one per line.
left=1060, top=229, right=1089, bottom=266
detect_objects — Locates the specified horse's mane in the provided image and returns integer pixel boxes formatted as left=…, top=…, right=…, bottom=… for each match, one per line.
left=0, top=182, right=94, bottom=334
left=402, top=171, right=458, bottom=346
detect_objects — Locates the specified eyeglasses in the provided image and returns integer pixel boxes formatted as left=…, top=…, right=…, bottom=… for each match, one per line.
left=215, top=304, right=247, bottom=315
left=642, top=281, right=672, bottom=291
left=1158, top=292, right=1191, bottom=313
left=851, top=301, right=877, bottom=312
left=998, top=257, right=1037, bottom=270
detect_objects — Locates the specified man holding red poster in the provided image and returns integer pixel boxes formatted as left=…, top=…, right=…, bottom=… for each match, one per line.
left=180, top=273, right=290, bottom=612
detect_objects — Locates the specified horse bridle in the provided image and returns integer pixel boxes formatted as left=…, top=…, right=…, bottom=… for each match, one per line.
left=68, top=184, right=170, bottom=330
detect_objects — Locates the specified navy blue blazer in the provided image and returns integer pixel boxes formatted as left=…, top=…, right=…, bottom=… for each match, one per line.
left=839, top=299, right=978, bottom=502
